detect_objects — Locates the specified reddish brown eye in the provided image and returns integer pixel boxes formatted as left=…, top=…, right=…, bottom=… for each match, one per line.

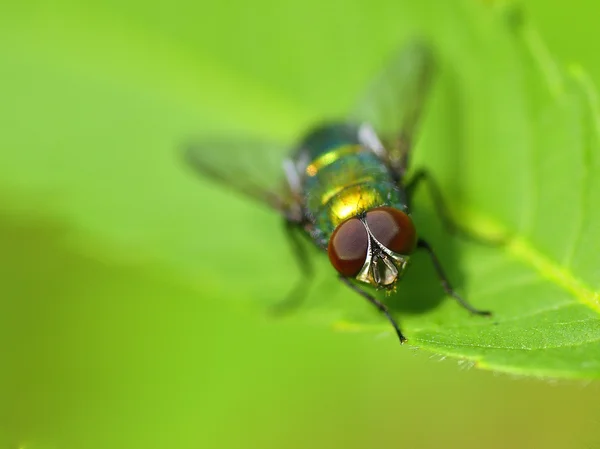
left=328, top=218, right=369, bottom=277
left=366, top=207, right=417, bottom=255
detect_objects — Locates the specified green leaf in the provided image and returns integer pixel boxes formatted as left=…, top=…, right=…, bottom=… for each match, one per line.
left=0, top=0, right=599, bottom=379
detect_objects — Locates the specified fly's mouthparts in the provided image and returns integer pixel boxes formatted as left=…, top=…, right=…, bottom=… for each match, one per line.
left=356, top=239, right=410, bottom=288
left=373, top=254, right=399, bottom=286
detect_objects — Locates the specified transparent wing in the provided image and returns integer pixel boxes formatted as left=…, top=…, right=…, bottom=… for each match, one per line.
left=182, top=136, right=297, bottom=216
left=350, top=39, right=436, bottom=175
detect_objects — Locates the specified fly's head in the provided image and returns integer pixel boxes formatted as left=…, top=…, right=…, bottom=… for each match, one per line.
left=327, top=207, right=417, bottom=289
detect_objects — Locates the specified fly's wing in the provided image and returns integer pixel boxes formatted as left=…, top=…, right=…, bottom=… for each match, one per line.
left=350, top=40, right=436, bottom=177
left=183, top=136, right=299, bottom=218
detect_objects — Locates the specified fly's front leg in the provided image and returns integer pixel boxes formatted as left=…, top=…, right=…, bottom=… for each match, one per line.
left=417, top=239, right=491, bottom=316
left=339, top=276, right=407, bottom=344
left=406, top=169, right=506, bottom=245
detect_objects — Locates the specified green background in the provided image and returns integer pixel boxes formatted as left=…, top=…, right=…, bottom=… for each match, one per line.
left=1, top=0, right=600, bottom=448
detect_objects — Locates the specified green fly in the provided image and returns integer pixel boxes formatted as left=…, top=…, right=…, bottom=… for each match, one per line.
left=184, top=41, right=491, bottom=343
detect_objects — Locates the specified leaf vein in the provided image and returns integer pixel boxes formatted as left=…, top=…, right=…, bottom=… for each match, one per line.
left=506, top=236, right=600, bottom=314
left=414, top=334, right=600, bottom=351
left=562, top=67, right=596, bottom=267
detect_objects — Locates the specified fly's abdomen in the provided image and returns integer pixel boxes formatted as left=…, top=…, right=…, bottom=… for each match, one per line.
left=294, top=124, right=407, bottom=243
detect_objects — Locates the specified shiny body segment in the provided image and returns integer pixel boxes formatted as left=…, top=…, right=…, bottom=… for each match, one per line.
left=292, top=123, right=408, bottom=247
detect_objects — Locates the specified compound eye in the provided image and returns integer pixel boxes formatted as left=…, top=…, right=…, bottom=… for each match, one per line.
left=365, top=207, right=417, bottom=255
left=328, top=218, right=369, bottom=277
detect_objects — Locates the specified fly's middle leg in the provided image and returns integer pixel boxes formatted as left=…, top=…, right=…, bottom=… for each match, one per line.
left=270, top=219, right=315, bottom=316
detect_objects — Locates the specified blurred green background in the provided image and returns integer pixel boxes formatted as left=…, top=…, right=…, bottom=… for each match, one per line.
left=1, top=1, right=600, bottom=448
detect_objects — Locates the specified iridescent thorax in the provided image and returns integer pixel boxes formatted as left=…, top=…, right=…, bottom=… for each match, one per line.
left=292, top=123, right=408, bottom=246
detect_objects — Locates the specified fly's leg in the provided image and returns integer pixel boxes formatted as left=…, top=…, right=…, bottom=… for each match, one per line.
left=270, top=157, right=318, bottom=315
left=405, top=169, right=456, bottom=232
left=339, top=276, right=407, bottom=344
left=406, top=169, right=506, bottom=245
left=417, top=239, right=491, bottom=316
left=270, top=220, right=315, bottom=315
left=408, top=170, right=493, bottom=316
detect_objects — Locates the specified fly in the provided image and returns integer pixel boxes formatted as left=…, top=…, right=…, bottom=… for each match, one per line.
left=183, top=40, right=492, bottom=344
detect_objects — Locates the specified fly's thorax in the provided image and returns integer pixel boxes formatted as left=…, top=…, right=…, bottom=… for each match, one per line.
left=298, top=137, right=406, bottom=235
left=292, top=122, right=408, bottom=246
left=292, top=123, right=362, bottom=173
left=305, top=154, right=407, bottom=242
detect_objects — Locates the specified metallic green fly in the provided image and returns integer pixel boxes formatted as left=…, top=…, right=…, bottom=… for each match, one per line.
left=184, top=41, right=491, bottom=344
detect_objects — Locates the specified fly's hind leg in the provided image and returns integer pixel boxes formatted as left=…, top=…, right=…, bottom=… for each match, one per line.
left=271, top=157, right=317, bottom=315
left=406, top=169, right=506, bottom=245
left=270, top=220, right=316, bottom=316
